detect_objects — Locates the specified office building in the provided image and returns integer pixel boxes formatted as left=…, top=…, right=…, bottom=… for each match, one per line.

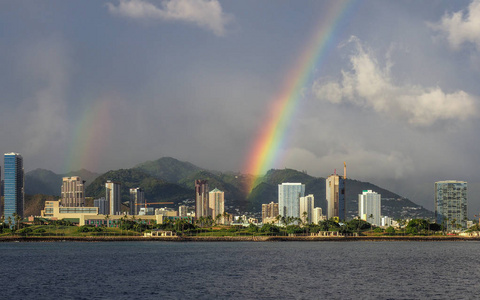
left=195, top=180, right=209, bottom=220
left=326, top=173, right=346, bottom=220
left=209, top=188, right=225, bottom=224
left=106, top=180, right=122, bottom=215
left=278, top=183, right=305, bottom=218
left=435, top=180, right=467, bottom=231
left=129, top=187, right=145, bottom=215
left=358, top=190, right=381, bottom=226
left=61, top=176, right=85, bottom=207
left=262, top=201, right=279, bottom=223
left=4, top=153, right=24, bottom=223
left=94, top=197, right=108, bottom=215
left=299, top=194, right=314, bottom=224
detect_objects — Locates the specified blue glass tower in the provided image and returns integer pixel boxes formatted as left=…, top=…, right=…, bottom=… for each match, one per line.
left=4, top=153, right=24, bottom=224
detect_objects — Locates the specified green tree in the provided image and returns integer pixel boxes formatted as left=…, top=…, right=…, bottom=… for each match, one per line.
left=104, top=214, right=110, bottom=228
left=385, top=226, right=395, bottom=235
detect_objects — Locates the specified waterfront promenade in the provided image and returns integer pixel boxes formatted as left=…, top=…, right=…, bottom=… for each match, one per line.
left=1, top=235, right=480, bottom=242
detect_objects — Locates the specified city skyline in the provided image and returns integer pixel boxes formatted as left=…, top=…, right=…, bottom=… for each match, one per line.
left=0, top=1, right=479, bottom=216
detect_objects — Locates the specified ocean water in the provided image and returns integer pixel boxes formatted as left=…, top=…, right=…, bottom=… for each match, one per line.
left=0, top=241, right=479, bottom=299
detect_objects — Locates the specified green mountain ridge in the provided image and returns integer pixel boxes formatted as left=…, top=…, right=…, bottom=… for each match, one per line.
left=25, top=168, right=101, bottom=196
left=85, top=169, right=192, bottom=207
left=24, top=157, right=434, bottom=220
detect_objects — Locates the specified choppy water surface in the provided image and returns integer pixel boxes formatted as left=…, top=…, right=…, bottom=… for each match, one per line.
left=0, top=241, right=479, bottom=299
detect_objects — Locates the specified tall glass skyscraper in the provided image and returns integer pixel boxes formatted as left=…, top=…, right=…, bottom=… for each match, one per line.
left=435, top=180, right=467, bottom=231
left=4, top=153, right=24, bottom=223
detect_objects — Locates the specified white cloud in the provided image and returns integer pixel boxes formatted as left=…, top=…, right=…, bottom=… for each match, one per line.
left=106, top=0, right=232, bottom=36
left=312, top=37, right=478, bottom=126
left=429, top=0, right=480, bottom=50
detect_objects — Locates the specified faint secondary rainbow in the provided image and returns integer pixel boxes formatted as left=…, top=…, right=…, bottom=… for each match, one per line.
left=64, top=100, right=113, bottom=173
left=243, top=1, right=358, bottom=192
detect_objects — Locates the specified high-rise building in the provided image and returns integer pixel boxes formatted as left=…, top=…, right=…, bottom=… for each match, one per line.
left=106, top=180, right=122, bottom=215
left=358, top=190, right=381, bottom=226
left=179, top=205, right=188, bottom=217
left=94, top=197, right=108, bottom=215
left=209, top=188, right=225, bottom=224
left=278, top=183, right=305, bottom=218
left=129, top=187, right=145, bottom=215
left=326, top=174, right=346, bottom=220
left=61, top=176, right=85, bottom=207
left=435, top=180, right=467, bottom=231
left=195, top=180, right=209, bottom=220
left=262, top=201, right=279, bottom=223
left=299, top=194, right=314, bottom=224
left=313, top=207, right=326, bottom=224
left=4, top=153, right=24, bottom=223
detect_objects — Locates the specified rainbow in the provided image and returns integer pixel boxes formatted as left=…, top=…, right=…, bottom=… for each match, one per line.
left=243, top=1, right=358, bottom=192
left=64, top=99, right=113, bottom=173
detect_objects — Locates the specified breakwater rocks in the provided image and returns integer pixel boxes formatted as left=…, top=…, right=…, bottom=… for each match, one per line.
left=1, top=235, right=480, bottom=242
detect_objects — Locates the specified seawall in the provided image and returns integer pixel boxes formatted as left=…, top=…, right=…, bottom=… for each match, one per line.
left=1, top=235, right=480, bottom=242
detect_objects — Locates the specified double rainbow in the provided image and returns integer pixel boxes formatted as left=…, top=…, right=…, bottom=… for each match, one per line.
left=243, top=1, right=358, bottom=192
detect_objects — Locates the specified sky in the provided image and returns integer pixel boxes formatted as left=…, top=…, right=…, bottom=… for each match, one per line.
left=1, top=0, right=480, bottom=215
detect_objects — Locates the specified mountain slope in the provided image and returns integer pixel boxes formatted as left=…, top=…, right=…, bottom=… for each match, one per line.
left=85, top=169, right=192, bottom=207
left=247, top=169, right=433, bottom=219
left=22, top=157, right=433, bottom=220
left=134, top=157, right=205, bottom=183
left=25, top=168, right=100, bottom=196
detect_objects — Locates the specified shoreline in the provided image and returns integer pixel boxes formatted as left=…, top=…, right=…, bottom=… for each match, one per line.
left=1, top=235, right=479, bottom=242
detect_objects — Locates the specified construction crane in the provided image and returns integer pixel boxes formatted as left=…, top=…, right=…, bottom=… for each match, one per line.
left=135, top=201, right=174, bottom=209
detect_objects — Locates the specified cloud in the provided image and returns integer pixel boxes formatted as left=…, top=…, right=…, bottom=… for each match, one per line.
left=106, top=0, right=232, bottom=36
left=282, top=147, right=414, bottom=180
left=429, top=0, right=480, bottom=50
left=13, top=37, right=71, bottom=160
left=312, top=37, right=478, bottom=126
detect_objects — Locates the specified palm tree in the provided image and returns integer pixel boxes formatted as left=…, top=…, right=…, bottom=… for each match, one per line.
left=302, top=211, right=308, bottom=225
left=275, top=215, right=281, bottom=225
left=104, top=214, right=110, bottom=236
left=451, top=218, right=457, bottom=233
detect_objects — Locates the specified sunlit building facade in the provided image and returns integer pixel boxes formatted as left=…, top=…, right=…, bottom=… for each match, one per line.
left=278, top=183, right=305, bottom=219
left=262, top=201, right=279, bottom=223
left=299, top=194, right=314, bottom=224
left=129, top=187, right=145, bottom=215
left=209, top=188, right=225, bottom=224
left=435, top=180, right=467, bottom=231
left=326, top=174, right=345, bottom=220
left=106, top=180, right=122, bottom=215
left=358, top=190, right=381, bottom=226
left=195, top=180, right=209, bottom=220
left=61, top=176, right=85, bottom=207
